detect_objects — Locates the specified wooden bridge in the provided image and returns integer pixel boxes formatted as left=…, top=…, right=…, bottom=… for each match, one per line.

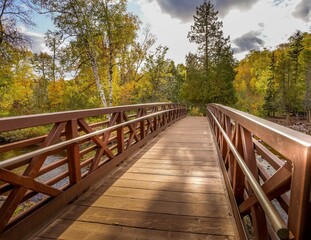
left=0, top=103, right=311, bottom=240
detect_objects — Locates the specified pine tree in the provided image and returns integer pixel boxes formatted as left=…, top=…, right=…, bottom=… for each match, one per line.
left=185, top=0, right=236, bottom=108
left=263, top=52, right=277, bottom=116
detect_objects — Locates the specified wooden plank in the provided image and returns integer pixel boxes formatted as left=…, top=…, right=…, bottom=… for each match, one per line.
left=150, top=142, right=216, bottom=148
left=131, top=162, right=220, bottom=170
left=77, top=195, right=232, bottom=219
left=38, top=218, right=237, bottom=240
left=119, top=173, right=223, bottom=185
left=62, top=205, right=238, bottom=236
left=96, top=179, right=226, bottom=194
left=137, top=158, right=219, bottom=166
left=90, top=186, right=227, bottom=204
left=127, top=167, right=222, bottom=178
left=61, top=206, right=237, bottom=236
left=139, top=154, right=220, bottom=161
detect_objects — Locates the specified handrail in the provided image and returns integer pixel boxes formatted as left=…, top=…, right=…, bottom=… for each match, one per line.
left=207, top=103, right=311, bottom=240
left=0, top=103, right=187, bottom=239
left=0, top=102, right=175, bottom=132
left=208, top=108, right=289, bottom=239
left=0, top=109, right=171, bottom=169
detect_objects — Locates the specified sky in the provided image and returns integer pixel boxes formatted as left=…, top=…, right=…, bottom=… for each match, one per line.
left=26, top=0, right=311, bottom=64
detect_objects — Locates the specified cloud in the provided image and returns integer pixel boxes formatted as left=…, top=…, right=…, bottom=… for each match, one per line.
left=21, top=29, right=49, bottom=53
left=293, top=0, right=311, bottom=22
left=233, top=31, right=265, bottom=53
left=154, top=0, right=259, bottom=22
left=155, top=0, right=202, bottom=22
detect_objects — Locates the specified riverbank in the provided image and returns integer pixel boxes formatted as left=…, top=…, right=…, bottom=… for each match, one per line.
left=266, top=116, right=311, bottom=135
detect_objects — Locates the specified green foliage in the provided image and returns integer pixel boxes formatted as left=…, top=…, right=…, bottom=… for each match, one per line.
left=188, top=107, right=204, bottom=116
left=234, top=50, right=271, bottom=116
left=183, top=0, right=236, bottom=109
left=0, top=126, right=49, bottom=143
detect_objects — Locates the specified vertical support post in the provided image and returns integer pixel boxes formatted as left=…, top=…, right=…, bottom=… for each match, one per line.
left=288, top=150, right=311, bottom=239
left=66, top=119, right=81, bottom=185
left=240, top=127, right=268, bottom=240
left=233, top=124, right=245, bottom=204
left=139, top=108, right=145, bottom=140
left=117, top=112, right=124, bottom=154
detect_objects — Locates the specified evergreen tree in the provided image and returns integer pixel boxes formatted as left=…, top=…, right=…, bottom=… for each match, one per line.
left=184, top=0, right=236, bottom=110
left=302, top=33, right=311, bottom=121
left=263, top=52, right=277, bottom=116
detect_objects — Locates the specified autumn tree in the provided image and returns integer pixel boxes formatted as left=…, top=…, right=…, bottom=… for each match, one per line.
left=31, top=52, right=54, bottom=111
left=37, top=0, right=108, bottom=107
left=234, top=50, right=271, bottom=115
left=36, top=0, right=144, bottom=108
left=138, top=45, right=172, bottom=102
left=0, top=50, right=34, bottom=116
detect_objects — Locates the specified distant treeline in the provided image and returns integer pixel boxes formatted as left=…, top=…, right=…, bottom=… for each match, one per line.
left=234, top=32, right=311, bottom=122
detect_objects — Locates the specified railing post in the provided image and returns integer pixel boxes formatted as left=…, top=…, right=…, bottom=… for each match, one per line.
left=66, top=119, right=81, bottom=184
left=117, top=112, right=125, bottom=154
left=233, top=124, right=245, bottom=204
left=288, top=151, right=311, bottom=239
left=139, top=108, right=146, bottom=140
left=240, top=127, right=268, bottom=240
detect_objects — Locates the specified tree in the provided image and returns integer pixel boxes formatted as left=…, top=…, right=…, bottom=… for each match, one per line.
left=274, top=32, right=304, bottom=122
left=98, top=0, right=140, bottom=106
left=184, top=0, right=236, bottom=110
left=0, top=0, right=35, bottom=55
left=0, top=50, right=34, bottom=116
left=301, top=33, right=311, bottom=121
left=31, top=52, right=54, bottom=111
left=234, top=50, right=271, bottom=115
left=37, top=0, right=142, bottom=108
left=263, top=52, right=277, bottom=116
left=37, top=0, right=108, bottom=107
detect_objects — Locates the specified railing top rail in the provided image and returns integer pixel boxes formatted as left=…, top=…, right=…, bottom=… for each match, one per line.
left=208, top=104, right=311, bottom=162
left=0, top=102, right=180, bottom=132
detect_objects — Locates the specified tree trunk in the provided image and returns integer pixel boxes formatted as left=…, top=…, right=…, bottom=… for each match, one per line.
left=108, top=38, right=113, bottom=107
left=87, top=46, right=108, bottom=108
left=286, top=111, right=291, bottom=124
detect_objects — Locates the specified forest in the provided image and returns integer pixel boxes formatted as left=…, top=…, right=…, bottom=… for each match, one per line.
left=1, top=0, right=311, bottom=123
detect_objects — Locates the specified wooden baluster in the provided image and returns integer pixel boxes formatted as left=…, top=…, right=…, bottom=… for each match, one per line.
left=139, top=108, right=146, bottom=140
left=66, top=119, right=81, bottom=185
left=233, top=124, right=245, bottom=204
left=240, top=127, right=268, bottom=240
left=288, top=150, right=311, bottom=239
left=117, top=112, right=124, bottom=154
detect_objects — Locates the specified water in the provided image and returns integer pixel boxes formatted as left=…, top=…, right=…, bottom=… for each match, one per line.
left=0, top=146, right=68, bottom=202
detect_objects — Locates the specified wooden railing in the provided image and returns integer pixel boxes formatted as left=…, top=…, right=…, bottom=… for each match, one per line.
left=207, top=104, right=311, bottom=240
left=0, top=103, right=187, bottom=239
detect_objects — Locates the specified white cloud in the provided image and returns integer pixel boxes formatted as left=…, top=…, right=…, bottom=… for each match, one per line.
left=134, top=0, right=196, bottom=64
left=19, top=26, right=50, bottom=53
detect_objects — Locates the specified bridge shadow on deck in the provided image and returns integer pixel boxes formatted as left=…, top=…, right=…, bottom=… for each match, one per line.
left=34, top=117, right=239, bottom=240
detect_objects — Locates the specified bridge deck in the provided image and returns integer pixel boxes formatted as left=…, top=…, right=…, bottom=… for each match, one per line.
left=34, top=117, right=239, bottom=239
